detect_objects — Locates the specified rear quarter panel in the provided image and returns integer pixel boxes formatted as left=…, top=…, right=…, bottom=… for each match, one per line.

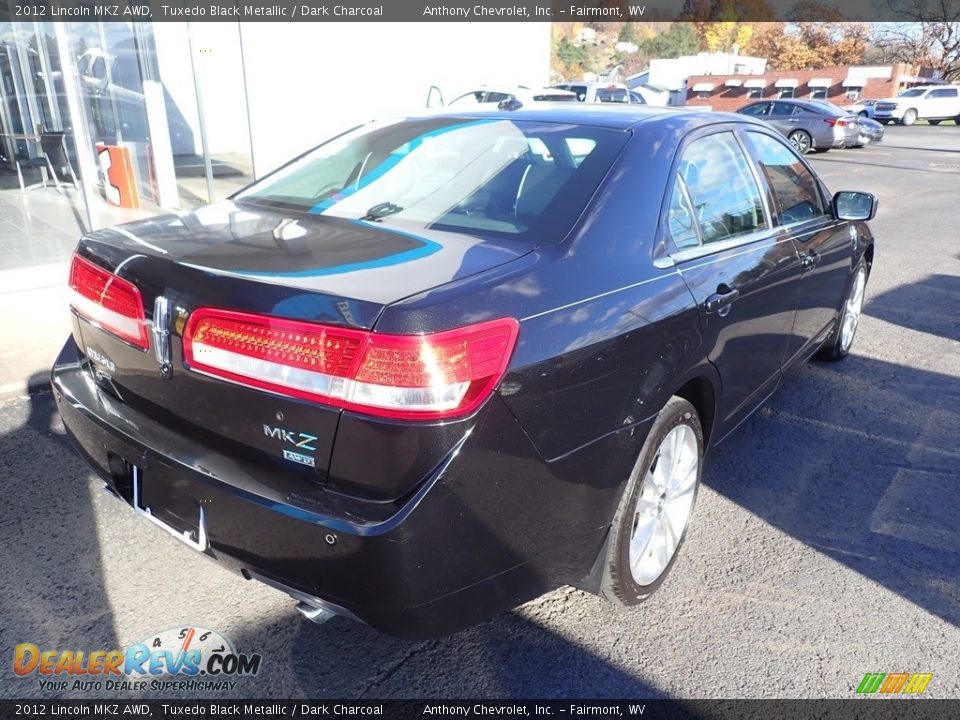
left=377, top=117, right=710, bottom=463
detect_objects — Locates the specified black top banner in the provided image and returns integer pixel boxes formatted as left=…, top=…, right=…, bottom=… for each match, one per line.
left=0, top=0, right=943, bottom=22
left=1, top=700, right=959, bottom=720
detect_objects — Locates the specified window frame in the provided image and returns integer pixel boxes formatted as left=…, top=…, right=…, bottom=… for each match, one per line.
left=654, top=124, right=777, bottom=266
left=739, top=127, right=832, bottom=230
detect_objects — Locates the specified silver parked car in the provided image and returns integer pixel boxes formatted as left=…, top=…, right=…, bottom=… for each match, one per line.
left=811, top=101, right=884, bottom=148
left=737, top=100, right=860, bottom=154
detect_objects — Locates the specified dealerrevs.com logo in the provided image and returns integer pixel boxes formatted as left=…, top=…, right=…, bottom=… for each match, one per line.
left=13, top=626, right=262, bottom=693
left=856, top=672, right=934, bottom=695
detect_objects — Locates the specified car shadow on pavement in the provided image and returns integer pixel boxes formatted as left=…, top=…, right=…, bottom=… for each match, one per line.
left=703, top=355, right=960, bottom=629
left=227, top=605, right=667, bottom=699
left=0, top=375, right=119, bottom=695
left=866, top=274, right=960, bottom=344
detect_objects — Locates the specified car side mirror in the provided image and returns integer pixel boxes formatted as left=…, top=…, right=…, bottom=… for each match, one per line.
left=832, top=191, right=877, bottom=221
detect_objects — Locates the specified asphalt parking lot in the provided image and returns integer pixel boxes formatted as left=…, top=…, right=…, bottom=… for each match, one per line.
left=1, top=124, right=958, bottom=700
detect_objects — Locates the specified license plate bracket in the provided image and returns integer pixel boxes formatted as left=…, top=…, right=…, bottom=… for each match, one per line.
left=132, top=466, right=208, bottom=552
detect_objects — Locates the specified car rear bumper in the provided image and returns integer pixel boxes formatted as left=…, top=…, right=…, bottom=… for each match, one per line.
left=51, top=335, right=639, bottom=638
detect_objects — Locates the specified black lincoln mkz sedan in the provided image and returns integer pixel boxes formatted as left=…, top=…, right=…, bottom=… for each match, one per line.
left=53, top=105, right=876, bottom=639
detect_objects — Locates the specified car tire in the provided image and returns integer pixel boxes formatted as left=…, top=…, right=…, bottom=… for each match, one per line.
left=817, top=259, right=869, bottom=362
left=600, top=396, right=703, bottom=606
left=929, top=119, right=942, bottom=125
left=788, top=129, right=813, bottom=154
left=901, top=109, right=918, bottom=125
left=859, top=111, right=868, bottom=117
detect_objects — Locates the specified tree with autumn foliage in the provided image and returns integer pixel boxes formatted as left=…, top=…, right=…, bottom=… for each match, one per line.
left=874, top=0, right=960, bottom=81
left=744, top=21, right=870, bottom=70
left=702, top=21, right=753, bottom=52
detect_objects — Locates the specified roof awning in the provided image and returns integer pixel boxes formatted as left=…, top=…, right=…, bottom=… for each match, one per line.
left=691, top=82, right=715, bottom=92
left=724, top=79, right=743, bottom=87
left=744, top=78, right=766, bottom=88
left=808, top=78, right=831, bottom=88
left=775, top=79, right=798, bottom=88
left=842, top=77, right=867, bottom=87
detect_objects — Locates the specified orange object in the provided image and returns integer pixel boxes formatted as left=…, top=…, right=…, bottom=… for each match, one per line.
left=96, top=143, right=140, bottom=209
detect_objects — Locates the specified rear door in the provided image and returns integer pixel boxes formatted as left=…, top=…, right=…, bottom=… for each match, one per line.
left=768, top=101, right=801, bottom=136
left=663, top=127, right=802, bottom=439
left=927, top=87, right=959, bottom=118
left=741, top=129, right=856, bottom=365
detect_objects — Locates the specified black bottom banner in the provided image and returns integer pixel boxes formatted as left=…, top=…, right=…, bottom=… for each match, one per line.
left=1, top=700, right=958, bottom=720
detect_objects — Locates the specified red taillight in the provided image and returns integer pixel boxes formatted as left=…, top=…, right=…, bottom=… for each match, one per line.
left=824, top=118, right=847, bottom=127
left=68, top=253, right=148, bottom=350
left=182, top=308, right=519, bottom=420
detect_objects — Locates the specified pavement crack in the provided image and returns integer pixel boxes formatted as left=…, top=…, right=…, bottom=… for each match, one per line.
left=356, top=640, right=438, bottom=698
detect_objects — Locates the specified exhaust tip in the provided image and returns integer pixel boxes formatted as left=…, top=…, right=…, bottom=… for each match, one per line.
left=296, top=600, right=337, bottom=625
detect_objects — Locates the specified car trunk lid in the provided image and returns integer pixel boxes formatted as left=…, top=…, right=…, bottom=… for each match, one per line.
left=70, top=201, right=530, bottom=487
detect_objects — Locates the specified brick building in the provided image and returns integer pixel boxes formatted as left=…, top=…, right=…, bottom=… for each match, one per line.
left=684, top=64, right=934, bottom=111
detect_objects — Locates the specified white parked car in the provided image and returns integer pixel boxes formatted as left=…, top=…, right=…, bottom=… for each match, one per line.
left=549, top=82, right=645, bottom=105
left=444, top=85, right=577, bottom=108
left=873, top=85, right=960, bottom=125
left=843, top=99, right=879, bottom=118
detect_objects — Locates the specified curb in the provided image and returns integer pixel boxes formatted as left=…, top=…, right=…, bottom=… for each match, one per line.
left=0, top=374, right=52, bottom=403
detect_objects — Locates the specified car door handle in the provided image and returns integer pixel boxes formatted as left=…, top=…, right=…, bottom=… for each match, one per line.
left=704, top=287, right=740, bottom=316
left=787, top=118, right=800, bottom=122
left=801, top=251, right=821, bottom=271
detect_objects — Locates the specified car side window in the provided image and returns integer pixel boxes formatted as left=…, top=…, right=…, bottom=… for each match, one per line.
left=677, top=132, right=768, bottom=245
left=740, top=103, right=769, bottom=117
left=931, top=88, right=958, bottom=98
left=666, top=176, right=700, bottom=249
left=744, top=132, right=825, bottom=225
left=770, top=102, right=797, bottom=117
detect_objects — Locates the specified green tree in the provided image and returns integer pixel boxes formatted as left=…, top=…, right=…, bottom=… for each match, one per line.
left=618, top=22, right=639, bottom=44
left=642, top=23, right=702, bottom=59
left=557, top=36, right=589, bottom=67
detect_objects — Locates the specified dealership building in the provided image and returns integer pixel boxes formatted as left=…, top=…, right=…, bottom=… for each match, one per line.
left=0, top=21, right=551, bottom=227
left=683, top=63, right=941, bottom=111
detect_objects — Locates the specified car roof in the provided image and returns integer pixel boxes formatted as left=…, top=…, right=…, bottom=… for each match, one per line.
left=417, top=103, right=756, bottom=132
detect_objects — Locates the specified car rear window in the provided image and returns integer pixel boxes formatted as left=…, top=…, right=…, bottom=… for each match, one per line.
left=597, top=88, right=629, bottom=103
left=235, top=117, right=628, bottom=242
left=532, top=93, right=577, bottom=102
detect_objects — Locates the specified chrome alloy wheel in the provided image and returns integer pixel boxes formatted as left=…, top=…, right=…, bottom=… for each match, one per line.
left=628, top=424, right=699, bottom=586
left=840, top=266, right=867, bottom=353
left=789, top=131, right=811, bottom=154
